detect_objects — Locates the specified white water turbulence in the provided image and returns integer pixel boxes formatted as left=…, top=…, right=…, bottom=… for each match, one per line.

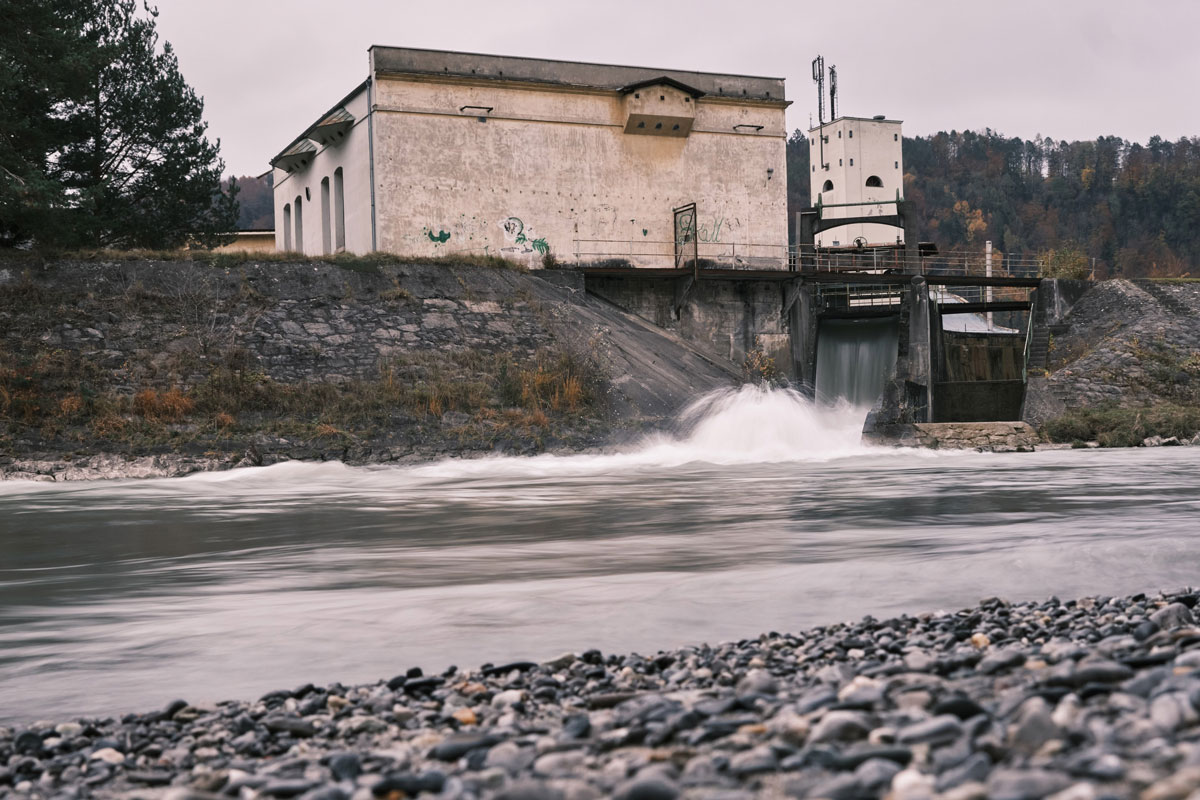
left=400, top=384, right=876, bottom=485
left=815, top=317, right=900, bottom=408
left=647, top=384, right=872, bottom=464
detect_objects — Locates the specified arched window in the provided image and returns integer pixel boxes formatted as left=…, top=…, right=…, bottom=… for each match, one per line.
left=283, top=204, right=292, bottom=251
left=294, top=196, right=303, bottom=253
left=866, top=175, right=884, bottom=188
left=822, top=180, right=834, bottom=192
left=320, top=177, right=332, bottom=255
left=333, top=168, right=345, bottom=252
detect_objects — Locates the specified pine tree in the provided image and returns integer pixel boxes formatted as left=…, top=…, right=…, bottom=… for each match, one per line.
left=0, top=0, right=236, bottom=249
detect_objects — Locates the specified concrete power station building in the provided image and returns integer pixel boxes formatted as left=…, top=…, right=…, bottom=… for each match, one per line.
left=271, top=47, right=791, bottom=267
left=806, top=115, right=905, bottom=250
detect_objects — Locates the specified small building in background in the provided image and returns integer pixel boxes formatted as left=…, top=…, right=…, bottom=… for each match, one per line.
left=807, top=115, right=905, bottom=249
left=214, top=229, right=277, bottom=254
left=270, top=47, right=791, bottom=267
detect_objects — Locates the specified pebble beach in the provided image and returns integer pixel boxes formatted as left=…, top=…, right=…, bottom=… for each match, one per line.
left=4, top=589, right=1200, bottom=800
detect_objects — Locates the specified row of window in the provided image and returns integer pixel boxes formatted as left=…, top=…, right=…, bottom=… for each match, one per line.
left=820, top=176, right=885, bottom=192
left=282, top=168, right=346, bottom=254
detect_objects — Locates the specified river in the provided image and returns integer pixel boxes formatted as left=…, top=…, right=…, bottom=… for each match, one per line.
left=2, top=387, right=1197, bottom=725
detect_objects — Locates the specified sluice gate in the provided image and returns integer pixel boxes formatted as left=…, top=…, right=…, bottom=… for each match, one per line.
left=577, top=264, right=1049, bottom=429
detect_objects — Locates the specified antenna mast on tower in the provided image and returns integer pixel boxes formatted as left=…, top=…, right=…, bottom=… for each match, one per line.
left=812, top=55, right=825, bottom=125
left=829, top=65, right=838, bottom=120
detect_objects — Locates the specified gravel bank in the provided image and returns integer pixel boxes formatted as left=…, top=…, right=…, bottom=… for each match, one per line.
left=4, top=589, right=1200, bottom=800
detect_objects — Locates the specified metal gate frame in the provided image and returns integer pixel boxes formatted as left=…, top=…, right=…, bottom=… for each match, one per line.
left=673, top=203, right=699, bottom=277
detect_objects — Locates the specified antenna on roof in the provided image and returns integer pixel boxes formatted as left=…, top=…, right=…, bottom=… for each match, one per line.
left=829, top=64, right=838, bottom=121
left=812, top=55, right=825, bottom=125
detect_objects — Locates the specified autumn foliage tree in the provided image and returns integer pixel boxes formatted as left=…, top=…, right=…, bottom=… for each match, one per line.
left=0, top=0, right=236, bottom=249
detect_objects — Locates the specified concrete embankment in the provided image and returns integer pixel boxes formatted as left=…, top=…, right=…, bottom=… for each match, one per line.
left=0, top=258, right=739, bottom=480
left=3, top=588, right=1200, bottom=799
left=1024, top=278, right=1200, bottom=444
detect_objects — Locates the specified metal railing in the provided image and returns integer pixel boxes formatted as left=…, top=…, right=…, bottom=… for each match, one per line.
left=816, top=282, right=904, bottom=311
left=572, top=239, right=1086, bottom=280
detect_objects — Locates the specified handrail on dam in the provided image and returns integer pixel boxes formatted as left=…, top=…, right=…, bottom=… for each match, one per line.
left=572, top=239, right=1083, bottom=283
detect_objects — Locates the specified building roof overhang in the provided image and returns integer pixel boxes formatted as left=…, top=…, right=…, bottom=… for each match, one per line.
left=808, top=115, right=903, bottom=132
left=271, top=139, right=318, bottom=173
left=310, top=107, right=355, bottom=145
left=618, top=76, right=705, bottom=99
left=269, top=79, right=369, bottom=172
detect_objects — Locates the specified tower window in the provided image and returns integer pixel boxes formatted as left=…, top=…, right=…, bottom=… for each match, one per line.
left=894, top=134, right=898, bottom=141
left=849, top=130, right=853, bottom=138
left=849, top=158, right=854, bottom=166
left=839, top=159, right=842, bottom=166
left=822, top=180, right=834, bottom=192
left=837, top=130, right=842, bottom=138
left=895, top=161, right=899, bottom=168
left=866, top=175, right=883, bottom=187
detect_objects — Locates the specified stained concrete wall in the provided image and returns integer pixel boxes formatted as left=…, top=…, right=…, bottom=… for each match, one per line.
left=934, top=381, right=1025, bottom=422
left=369, top=75, right=788, bottom=267
left=941, top=331, right=1025, bottom=382
left=585, top=276, right=792, bottom=373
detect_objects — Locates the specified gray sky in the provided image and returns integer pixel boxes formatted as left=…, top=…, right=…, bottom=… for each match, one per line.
left=154, top=0, right=1200, bottom=177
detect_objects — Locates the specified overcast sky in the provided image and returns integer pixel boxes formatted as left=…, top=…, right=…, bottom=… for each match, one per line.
left=154, top=0, right=1200, bottom=177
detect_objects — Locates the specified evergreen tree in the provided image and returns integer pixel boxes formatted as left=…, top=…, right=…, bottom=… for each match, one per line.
left=0, top=0, right=236, bottom=249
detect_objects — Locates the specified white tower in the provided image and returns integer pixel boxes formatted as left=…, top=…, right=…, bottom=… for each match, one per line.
left=808, top=116, right=904, bottom=249
left=806, top=59, right=905, bottom=250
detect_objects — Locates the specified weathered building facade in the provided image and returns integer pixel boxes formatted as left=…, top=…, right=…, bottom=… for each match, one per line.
left=807, top=115, right=905, bottom=249
left=271, top=47, right=790, bottom=267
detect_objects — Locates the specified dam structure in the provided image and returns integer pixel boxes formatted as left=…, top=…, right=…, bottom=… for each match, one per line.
left=265, top=46, right=1080, bottom=432
left=579, top=253, right=1044, bottom=434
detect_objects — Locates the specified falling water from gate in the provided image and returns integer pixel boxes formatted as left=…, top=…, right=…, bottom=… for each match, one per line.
left=814, top=317, right=900, bottom=407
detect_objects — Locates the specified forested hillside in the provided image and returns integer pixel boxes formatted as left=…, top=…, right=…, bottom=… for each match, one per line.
left=224, top=174, right=273, bottom=230
left=787, top=130, right=1200, bottom=278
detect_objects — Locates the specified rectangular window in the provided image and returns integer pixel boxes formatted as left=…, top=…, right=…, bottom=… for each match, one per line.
left=895, top=161, right=899, bottom=168
left=894, top=134, right=898, bottom=141
left=333, top=168, right=345, bottom=252
left=320, top=177, right=331, bottom=256
left=283, top=204, right=292, bottom=251
left=849, top=158, right=854, bottom=166
left=294, top=196, right=303, bottom=253
left=849, top=130, right=853, bottom=138
left=839, top=158, right=843, bottom=166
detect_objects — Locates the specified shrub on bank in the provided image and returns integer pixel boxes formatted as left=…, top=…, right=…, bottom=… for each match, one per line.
left=1042, top=404, right=1200, bottom=447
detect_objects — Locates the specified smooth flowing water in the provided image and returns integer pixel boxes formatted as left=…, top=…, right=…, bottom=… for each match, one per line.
left=2, top=386, right=1198, bottom=725
left=814, top=317, right=900, bottom=406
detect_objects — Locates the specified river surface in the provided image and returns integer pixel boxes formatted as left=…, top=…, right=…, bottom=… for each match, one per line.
left=2, top=387, right=1198, bottom=725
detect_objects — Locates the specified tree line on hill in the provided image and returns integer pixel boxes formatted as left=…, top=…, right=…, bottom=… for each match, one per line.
left=787, top=129, right=1200, bottom=278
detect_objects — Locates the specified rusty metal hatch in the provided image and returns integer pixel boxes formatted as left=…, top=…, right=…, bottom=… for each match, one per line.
left=673, top=203, right=698, bottom=275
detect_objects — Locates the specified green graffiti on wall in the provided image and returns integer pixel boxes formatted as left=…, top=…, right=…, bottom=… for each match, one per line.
left=500, top=216, right=551, bottom=257
left=426, top=228, right=451, bottom=244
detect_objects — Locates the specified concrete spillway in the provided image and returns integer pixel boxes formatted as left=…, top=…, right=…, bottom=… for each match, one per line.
left=814, top=317, right=900, bottom=407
